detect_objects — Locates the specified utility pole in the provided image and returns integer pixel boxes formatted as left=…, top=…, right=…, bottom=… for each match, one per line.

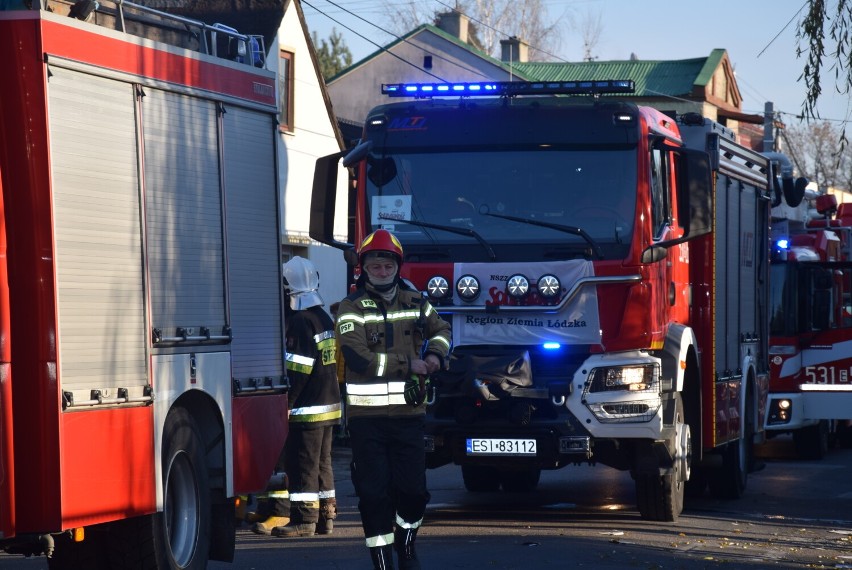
left=763, top=101, right=776, bottom=153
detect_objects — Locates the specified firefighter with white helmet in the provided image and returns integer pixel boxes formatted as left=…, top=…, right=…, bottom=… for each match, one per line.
left=336, top=229, right=452, bottom=569
left=254, top=256, right=342, bottom=537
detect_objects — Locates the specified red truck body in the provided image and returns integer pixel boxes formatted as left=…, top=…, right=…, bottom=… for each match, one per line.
left=0, top=2, right=287, bottom=565
left=767, top=190, right=852, bottom=458
left=312, top=81, right=771, bottom=521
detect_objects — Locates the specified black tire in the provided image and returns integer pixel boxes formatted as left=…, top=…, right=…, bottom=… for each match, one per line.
left=709, top=388, right=753, bottom=500
left=635, top=393, right=688, bottom=521
left=107, top=407, right=212, bottom=569
left=461, top=465, right=500, bottom=492
left=793, top=420, right=829, bottom=460
left=498, top=468, right=541, bottom=493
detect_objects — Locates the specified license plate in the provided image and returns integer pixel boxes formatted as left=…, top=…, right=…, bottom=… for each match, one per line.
left=466, top=438, right=537, bottom=456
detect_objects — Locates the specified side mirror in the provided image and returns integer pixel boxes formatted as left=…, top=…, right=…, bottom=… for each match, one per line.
left=342, top=140, right=372, bottom=168
left=343, top=248, right=359, bottom=266
left=640, top=246, right=668, bottom=264
left=677, top=147, right=712, bottom=240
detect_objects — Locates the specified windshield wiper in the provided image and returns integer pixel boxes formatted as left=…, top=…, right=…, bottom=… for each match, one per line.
left=378, top=214, right=497, bottom=261
left=480, top=211, right=604, bottom=260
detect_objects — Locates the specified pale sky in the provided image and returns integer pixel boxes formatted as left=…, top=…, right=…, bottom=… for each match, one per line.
left=302, top=0, right=851, bottom=126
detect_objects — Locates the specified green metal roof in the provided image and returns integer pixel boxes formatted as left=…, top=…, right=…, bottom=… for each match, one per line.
left=510, top=49, right=727, bottom=98
left=329, top=20, right=728, bottom=104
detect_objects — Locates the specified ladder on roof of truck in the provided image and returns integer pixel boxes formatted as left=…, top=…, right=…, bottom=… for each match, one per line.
left=41, top=0, right=266, bottom=67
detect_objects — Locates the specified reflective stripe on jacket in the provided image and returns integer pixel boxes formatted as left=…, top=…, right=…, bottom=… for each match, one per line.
left=337, top=284, right=451, bottom=419
left=286, top=306, right=342, bottom=427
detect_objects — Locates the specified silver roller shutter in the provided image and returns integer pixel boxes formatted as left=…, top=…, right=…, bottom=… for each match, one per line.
left=222, top=106, right=283, bottom=381
left=142, top=89, right=227, bottom=338
left=48, top=66, right=148, bottom=396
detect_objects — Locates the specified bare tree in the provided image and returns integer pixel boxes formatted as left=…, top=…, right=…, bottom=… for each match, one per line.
left=783, top=121, right=852, bottom=191
left=380, top=0, right=564, bottom=62
left=573, top=9, right=603, bottom=62
left=798, top=1, right=852, bottom=122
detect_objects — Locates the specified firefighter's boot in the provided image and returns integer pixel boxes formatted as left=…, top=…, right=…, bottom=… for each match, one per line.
left=271, top=522, right=317, bottom=538
left=394, top=527, right=420, bottom=570
left=369, top=545, right=395, bottom=570
left=244, top=497, right=274, bottom=524
left=317, top=498, right=337, bottom=535
left=250, top=515, right=290, bottom=536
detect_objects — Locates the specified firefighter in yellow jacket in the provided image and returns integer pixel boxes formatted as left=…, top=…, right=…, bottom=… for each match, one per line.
left=336, top=229, right=451, bottom=570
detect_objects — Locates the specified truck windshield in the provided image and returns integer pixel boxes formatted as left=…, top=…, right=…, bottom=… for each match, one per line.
left=364, top=147, right=637, bottom=262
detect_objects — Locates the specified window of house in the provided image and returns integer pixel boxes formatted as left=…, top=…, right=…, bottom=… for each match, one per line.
left=279, top=50, right=294, bottom=132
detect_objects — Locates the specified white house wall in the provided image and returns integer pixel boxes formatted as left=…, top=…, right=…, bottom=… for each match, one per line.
left=271, top=2, right=350, bottom=309
left=328, top=29, right=518, bottom=124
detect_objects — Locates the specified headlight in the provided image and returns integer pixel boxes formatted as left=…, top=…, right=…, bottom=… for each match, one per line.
left=506, top=274, right=529, bottom=298
left=427, top=275, right=450, bottom=300
left=588, top=365, right=659, bottom=393
left=537, top=274, right=561, bottom=298
left=456, top=274, right=480, bottom=301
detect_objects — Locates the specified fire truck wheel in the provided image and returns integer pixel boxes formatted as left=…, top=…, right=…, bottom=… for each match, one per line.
left=635, top=393, right=687, bottom=522
left=461, top=465, right=501, bottom=493
left=154, top=407, right=212, bottom=569
left=793, top=420, right=829, bottom=460
left=709, top=388, right=754, bottom=500
left=103, top=408, right=211, bottom=569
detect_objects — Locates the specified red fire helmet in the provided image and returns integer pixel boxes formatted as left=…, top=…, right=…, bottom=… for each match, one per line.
left=358, top=229, right=404, bottom=266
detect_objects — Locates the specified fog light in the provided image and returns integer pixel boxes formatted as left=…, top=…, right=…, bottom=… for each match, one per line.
left=537, top=274, right=561, bottom=298
left=456, top=275, right=480, bottom=301
left=427, top=275, right=450, bottom=300
left=507, top=274, right=529, bottom=298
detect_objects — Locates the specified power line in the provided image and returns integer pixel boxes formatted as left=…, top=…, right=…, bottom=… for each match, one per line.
left=301, top=0, right=449, bottom=82
left=757, top=0, right=808, bottom=58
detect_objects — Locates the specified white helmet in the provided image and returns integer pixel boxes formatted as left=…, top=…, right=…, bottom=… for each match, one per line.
left=282, top=256, right=324, bottom=310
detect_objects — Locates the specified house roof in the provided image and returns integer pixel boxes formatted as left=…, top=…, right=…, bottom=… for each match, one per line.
left=510, top=49, right=728, bottom=99
left=329, top=22, right=521, bottom=82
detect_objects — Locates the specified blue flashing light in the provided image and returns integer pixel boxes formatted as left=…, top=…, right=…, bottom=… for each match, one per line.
left=380, top=80, right=635, bottom=99
left=543, top=342, right=562, bottom=350
left=776, top=238, right=790, bottom=250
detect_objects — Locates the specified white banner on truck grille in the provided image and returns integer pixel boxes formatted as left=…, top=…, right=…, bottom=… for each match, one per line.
left=451, top=260, right=601, bottom=346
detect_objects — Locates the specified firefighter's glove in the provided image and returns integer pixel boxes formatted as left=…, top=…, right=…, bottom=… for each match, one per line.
left=404, top=375, right=429, bottom=407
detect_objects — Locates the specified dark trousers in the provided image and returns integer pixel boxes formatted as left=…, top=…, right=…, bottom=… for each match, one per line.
left=284, top=425, right=335, bottom=523
left=348, top=416, right=430, bottom=543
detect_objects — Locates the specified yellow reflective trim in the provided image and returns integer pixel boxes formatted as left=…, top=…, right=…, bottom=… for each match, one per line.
left=347, top=394, right=407, bottom=406
left=289, top=409, right=342, bottom=422
left=286, top=361, right=313, bottom=374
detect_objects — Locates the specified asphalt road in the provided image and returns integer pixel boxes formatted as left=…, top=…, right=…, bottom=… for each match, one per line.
left=2, top=435, right=852, bottom=569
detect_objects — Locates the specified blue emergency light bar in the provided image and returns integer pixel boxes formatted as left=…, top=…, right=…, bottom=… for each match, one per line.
left=381, top=80, right=635, bottom=98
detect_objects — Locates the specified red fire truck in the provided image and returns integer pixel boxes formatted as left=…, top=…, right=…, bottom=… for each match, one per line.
left=767, top=177, right=852, bottom=458
left=311, top=80, right=771, bottom=522
left=0, top=2, right=287, bottom=567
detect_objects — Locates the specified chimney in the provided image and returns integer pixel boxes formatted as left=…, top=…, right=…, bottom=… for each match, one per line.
left=435, top=11, right=469, bottom=43
left=500, top=36, right=528, bottom=63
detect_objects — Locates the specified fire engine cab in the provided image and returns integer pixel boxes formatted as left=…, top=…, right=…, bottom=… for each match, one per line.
left=768, top=174, right=852, bottom=458
left=312, top=79, right=772, bottom=522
